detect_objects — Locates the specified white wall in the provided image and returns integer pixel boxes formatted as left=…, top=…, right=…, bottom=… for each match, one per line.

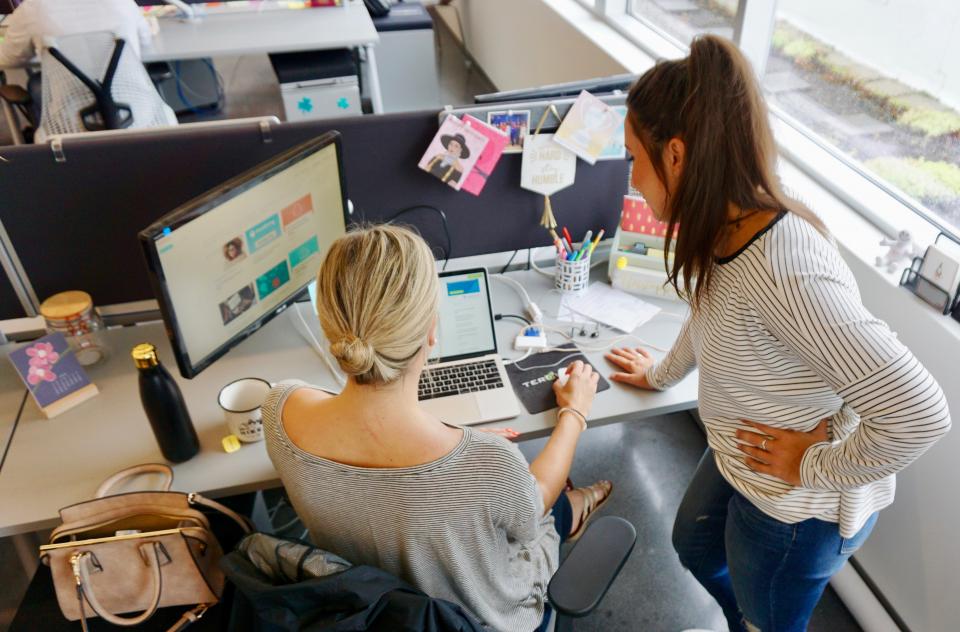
left=458, top=2, right=960, bottom=629
left=456, top=0, right=640, bottom=90
left=778, top=0, right=960, bottom=111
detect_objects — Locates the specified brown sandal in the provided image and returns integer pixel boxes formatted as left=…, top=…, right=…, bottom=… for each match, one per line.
left=567, top=480, right=613, bottom=542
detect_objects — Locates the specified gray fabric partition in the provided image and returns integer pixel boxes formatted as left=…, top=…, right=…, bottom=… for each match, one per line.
left=0, top=111, right=628, bottom=319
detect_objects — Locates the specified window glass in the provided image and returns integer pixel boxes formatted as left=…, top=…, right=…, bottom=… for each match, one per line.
left=764, top=1, right=960, bottom=233
left=628, top=0, right=739, bottom=45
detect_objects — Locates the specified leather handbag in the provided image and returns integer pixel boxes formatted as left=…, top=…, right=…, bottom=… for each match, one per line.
left=39, top=463, right=252, bottom=632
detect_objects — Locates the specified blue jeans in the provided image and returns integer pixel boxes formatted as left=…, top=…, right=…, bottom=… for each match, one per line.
left=672, top=450, right=878, bottom=632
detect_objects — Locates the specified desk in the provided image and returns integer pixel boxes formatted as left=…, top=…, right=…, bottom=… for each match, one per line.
left=0, top=267, right=698, bottom=537
left=142, top=1, right=384, bottom=112
left=0, top=1, right=385, bottom=113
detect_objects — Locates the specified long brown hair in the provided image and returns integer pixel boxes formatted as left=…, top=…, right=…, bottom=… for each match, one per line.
left=626, top=35, right=828, bottom=306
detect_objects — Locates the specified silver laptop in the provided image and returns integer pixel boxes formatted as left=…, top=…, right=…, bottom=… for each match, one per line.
left=418, top=268, right=520, bottom=425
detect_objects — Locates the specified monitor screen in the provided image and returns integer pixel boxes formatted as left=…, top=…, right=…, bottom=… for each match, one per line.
left=430, top=269, right=497, bottom=362
left=140, top=133, right=348, bottom=378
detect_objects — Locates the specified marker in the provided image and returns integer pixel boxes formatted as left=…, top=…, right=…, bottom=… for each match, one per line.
left=575, top=230, right=593, bottom=261
left=586, top=229, right=605, bottom=258
left=562, top=227, right=574, bottom=249
left=549, top=229, right=570, bottom=255
left=561, top=237, right=575, bottom=256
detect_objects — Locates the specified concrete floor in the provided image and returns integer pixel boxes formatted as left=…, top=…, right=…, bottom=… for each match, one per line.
left=0, top=11, right=863, bottom=632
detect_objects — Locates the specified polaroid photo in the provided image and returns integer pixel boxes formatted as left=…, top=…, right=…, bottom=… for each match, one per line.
left=418, top=115, right=489, bottom=191
left=487, top=109, right=531, bottom=154
left=919, top=243, right=960, bottom=297
left=554, top=91, right=625, bottom=165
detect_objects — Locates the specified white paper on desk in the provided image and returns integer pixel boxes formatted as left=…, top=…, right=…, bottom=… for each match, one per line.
left=556, top=296, right=597, bottom=324
left=563, top=283, right=660, bottom=332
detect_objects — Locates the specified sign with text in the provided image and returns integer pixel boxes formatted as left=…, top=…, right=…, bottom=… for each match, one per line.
left=520, top=133, right=577, bottom=196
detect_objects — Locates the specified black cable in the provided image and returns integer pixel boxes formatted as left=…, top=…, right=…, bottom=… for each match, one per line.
left=0, top=391, right=28, bottom=475
left=495, top=313, right=531, bottom=326
left=385, top=205, right=453, bottom=270
left=499, top=250, right=519, bottom=274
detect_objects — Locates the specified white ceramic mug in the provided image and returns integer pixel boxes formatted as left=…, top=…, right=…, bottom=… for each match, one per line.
left=218, top=377, right=271, bottom=443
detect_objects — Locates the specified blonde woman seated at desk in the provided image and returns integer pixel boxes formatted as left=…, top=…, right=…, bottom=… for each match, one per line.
left=262, top=225, right=612, bottom=632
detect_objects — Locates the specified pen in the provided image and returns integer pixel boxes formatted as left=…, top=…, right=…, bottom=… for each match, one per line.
left=586, top=229, right=605, bottom=257
left=562, top=227, right=574, bottom=249
left=561, top=237, right=574, bottom=256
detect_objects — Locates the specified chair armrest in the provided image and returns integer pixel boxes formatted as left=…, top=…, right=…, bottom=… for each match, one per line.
left=547, top=515, right=637, bottom=618
left=0, top=84, right=31, bottom=106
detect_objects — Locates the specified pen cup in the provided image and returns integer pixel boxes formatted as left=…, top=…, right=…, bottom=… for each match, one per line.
left=555, top=252, right=591, bottom=294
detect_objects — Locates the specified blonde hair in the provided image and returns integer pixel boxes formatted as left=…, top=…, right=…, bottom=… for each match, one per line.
left=316, top=224, right=439, bottom=385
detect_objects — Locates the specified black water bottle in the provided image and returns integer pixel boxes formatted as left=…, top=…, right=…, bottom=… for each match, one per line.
left=132, top=343, right=200, bottom=463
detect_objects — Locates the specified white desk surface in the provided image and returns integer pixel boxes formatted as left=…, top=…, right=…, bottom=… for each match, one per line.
left=0, top=268, right=697, bottom=537
left=141, top=2, right=379, bottom=63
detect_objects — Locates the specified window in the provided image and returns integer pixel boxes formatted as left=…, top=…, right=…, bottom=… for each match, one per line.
left=763, top=1, right=960, bottom=235
left=627, top=0, right=739, bottom=46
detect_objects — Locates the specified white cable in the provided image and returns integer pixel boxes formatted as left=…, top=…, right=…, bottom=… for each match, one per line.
left=529, top=247, right=555, bottom=278
left=291, top=304, right=346, bottom=387
left=538, top=324, right=668, bottom=353
left=510, top=351, right=583, bottom=372
left=492, top=274, right=543, bottom=323
left=502, top=349, right=533, bottom=366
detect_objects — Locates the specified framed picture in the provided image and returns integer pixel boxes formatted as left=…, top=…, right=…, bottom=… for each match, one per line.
left=487, top=109, right=531, bottom=154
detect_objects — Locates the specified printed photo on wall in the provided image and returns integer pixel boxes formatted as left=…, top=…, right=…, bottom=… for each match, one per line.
left=554, top=91, right=625, bottom=165
left=596, top=105, right=627, bottom=161
left=418, top=115, right=489, bottom=190
left=487, top=110, right=530, bottom=154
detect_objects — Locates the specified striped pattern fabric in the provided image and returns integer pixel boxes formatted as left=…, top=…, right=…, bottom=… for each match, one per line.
left=262, top=381, right=560, bottom=632
left=647, top=212, right=950, bottom=537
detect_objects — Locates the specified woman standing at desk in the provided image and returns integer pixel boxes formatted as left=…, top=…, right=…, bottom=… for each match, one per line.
left=261, top=225, right=612, bottom=632
left=606, top=35, right=950, bottom=632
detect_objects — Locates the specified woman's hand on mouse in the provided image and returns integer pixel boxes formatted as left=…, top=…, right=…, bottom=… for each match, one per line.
left=553, top=360, right=599, bottom=417
left=605, top=347, right=656, bottom=390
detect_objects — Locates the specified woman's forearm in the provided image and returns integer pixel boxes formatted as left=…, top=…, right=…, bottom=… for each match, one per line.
left=529, top=413, right=584, bottom=514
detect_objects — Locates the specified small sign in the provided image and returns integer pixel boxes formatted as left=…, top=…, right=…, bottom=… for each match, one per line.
left=520, top=134, right=577, bottom=196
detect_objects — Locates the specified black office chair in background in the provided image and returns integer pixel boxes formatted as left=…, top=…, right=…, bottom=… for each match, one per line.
left=223, top=516, right=637, bottom=632
left=0, top=31, right=176, bottom=143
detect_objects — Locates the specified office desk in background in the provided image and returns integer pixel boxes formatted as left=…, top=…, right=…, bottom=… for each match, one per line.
left=0, top=267, right=698, bottom=537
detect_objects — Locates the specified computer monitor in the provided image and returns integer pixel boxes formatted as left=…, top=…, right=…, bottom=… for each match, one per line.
left=140, top=132, right=348, bottom=379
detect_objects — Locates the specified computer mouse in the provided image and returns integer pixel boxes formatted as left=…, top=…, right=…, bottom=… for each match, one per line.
left=555, top=368, right=570, bottom=388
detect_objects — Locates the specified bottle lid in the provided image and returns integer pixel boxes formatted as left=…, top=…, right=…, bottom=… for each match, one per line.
left=131, top=343, right=159, bottom=369
left=40, top=290, right=93, bottom=320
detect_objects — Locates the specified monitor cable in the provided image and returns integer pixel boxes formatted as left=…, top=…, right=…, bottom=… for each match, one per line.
left=290, top=303, right=347, bottom=388
left=386, top=204, right=452, bottom=270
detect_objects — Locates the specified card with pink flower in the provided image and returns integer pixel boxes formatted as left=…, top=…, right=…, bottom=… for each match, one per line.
left=9, top=333, right=99, bottom=418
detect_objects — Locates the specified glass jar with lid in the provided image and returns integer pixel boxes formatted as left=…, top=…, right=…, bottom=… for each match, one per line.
left=39, top=291, right=109, bottom=366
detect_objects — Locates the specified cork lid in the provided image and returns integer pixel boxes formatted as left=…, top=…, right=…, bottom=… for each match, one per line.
left=40, top=290, right=93, bottom=320
left=131, top=343, right=159, bottom=369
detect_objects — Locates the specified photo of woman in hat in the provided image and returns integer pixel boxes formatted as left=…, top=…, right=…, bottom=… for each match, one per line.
left=418, top=116, right=488, bottom=190
left=426, top=132, right=470, bottom=184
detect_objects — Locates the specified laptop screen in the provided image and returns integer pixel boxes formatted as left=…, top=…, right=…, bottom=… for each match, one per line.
left=431, top=269, right=497, bottom=362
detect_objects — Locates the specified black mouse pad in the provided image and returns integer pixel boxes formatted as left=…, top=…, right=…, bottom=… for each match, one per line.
left=504, top=343, right=611, bottom=414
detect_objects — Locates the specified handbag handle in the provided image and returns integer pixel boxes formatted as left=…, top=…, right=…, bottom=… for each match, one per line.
left=74, top=542, right=210, bottom=632
left=74, top=542, right=163, bottom=628
left=96, top=464, right=174, bottom=498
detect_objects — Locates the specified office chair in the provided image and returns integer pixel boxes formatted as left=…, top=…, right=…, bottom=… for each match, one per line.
left=0, top=31, right=176, bottom=143
left=222, top=515, right=637, bottom=632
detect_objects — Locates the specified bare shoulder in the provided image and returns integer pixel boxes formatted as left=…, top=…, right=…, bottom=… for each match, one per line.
left=278, top=385, right=335, bottom=436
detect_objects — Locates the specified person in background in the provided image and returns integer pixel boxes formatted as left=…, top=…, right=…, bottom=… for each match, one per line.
left=262, top=225, right=613, bottom=632
left=606, top=35, right=950, bottom=632
left=0, top=0, right=153, bottom=68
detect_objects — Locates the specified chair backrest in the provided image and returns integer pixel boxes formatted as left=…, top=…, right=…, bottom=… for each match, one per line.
left=37, top=31, right=176, bottom=141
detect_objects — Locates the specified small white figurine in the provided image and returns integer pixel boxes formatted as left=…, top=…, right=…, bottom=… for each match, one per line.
left=875, top=230, right=918, bottom=273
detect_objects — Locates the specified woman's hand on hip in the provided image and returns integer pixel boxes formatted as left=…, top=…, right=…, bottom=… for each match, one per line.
left=605, top=346, right=656, bottom=390
left=736, top=419, right=830, bottom=486
left=553, top=360, right=599, bottom=417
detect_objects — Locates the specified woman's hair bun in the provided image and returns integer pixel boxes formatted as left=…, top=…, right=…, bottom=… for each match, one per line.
left=329, top=336, right=376, bottom=376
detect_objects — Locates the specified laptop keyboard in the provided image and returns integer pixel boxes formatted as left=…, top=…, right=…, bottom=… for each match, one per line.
left=418, top=359, right=504, bottom=401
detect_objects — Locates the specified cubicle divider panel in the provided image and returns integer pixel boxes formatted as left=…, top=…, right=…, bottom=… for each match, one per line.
left=0, top=111, right=628, bottom=313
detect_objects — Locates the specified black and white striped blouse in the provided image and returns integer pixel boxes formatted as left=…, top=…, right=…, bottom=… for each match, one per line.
left=262, top=381, right=560, bottom=632
left=647, top=212, right=951, bottom=537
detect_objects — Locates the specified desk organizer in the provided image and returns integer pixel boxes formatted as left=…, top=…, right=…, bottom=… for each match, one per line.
left=555, top=253, right=591, bottom=294
left=899, top=232, right=960, bottom=316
